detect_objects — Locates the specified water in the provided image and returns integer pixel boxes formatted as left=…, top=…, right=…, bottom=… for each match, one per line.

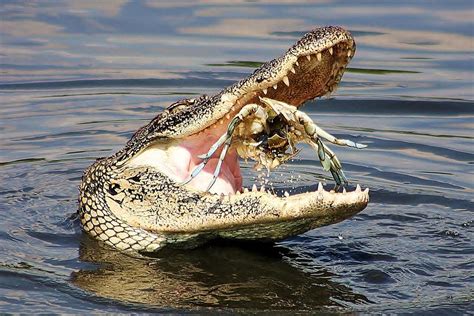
left=1, top=1, right=473, bottom=313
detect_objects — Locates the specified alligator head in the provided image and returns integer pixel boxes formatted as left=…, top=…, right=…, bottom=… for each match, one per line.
left=79, top=26, right=369, bottom=253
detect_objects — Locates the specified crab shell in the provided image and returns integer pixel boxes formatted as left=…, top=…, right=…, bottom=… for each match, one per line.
left=234, top=105, right=302, bottom=172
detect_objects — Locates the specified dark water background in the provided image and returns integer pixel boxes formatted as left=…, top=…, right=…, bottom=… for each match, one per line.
left=1, top=1, right=473, bottom=313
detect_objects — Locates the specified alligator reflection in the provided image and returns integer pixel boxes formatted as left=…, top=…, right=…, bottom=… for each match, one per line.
left=72, top=235, right=369, bottom=310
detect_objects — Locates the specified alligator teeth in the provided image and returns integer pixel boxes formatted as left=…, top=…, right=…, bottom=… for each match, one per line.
left=252, top=184, right=258, bottom=192
left=263, top=88, right=267, bottom=95
left=329, top=47, right=333, bottom=55
left=226, top=114, right=230, bottom=119
left=284, top=191, right=290, bottom=197
left=356, top=184, right=361, bottom=192
left=364, top=188, right=369, bottom=194
left=306, top=55, right=311, bottom=61
left=260, top=185, right=266, bottom=192
left=347, top=50, right=352, bottom=57
left=290, top=66, right=296, bottom=74
left=273, top=84, right=278, bottom=90
left=317, top=182, right=323, bottom=192
left=295, top=60, right=299, bottom=67
left=243, top=187, right=249, bottom=193
left=316, top=52, right=322, bottom=61
left=236, top=191, right=241, bottom=195
left=282, top=76, right=290, bottom=87
left=343, top=187, right=347, bottom=194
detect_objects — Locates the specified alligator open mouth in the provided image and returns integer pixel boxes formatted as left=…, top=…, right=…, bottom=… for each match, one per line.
left=127, top=26, right=367, bottom=200
left=79, top=26, right=370, bottom=252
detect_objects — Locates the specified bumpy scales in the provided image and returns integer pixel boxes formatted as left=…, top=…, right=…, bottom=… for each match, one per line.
left=79, top=26, right=369, bottom=253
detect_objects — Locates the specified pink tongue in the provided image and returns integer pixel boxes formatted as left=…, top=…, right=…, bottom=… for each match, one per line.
left=187, top=157, right=240, bottom=195
left=162, top=119, right=244, bottom=194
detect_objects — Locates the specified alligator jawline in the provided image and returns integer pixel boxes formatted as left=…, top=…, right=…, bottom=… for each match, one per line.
left=79, top=26, right=370, bottom=253
left=127, top=38, right=358, bottom=198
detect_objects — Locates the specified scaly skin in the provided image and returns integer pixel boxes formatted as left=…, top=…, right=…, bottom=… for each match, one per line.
left=78, top=26, right=369, bottom=253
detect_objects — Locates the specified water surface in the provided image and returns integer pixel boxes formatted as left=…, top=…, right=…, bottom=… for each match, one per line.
left=1, top=1, right=473, bottom=313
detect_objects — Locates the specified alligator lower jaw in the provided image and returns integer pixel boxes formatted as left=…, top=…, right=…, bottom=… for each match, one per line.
left=216, top=183, right=369, bottom=218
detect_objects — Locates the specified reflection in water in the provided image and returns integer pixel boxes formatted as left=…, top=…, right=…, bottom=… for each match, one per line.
left=72, top=235, right=369, bottom=311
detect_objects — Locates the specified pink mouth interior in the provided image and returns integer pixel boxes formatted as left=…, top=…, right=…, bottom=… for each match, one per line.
left=171, top=125, right=243, bottom=195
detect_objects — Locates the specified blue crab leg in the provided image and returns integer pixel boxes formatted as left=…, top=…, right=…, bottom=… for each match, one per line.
left=180, top=129, right=232, bottom=186
left=296, top=111, right=367, bottom=149
left=322, top=142, right=348, bottom=186
left=205, top=136, right=233, bottom=192
left=292, top=110, right=361, bottom=186
left=316, top=125, right=366, bottom=149
left=181, top=103, right=260, bottom=190
left=308, top=138, right=348, bottom=186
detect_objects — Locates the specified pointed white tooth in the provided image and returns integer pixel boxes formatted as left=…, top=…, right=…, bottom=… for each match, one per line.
left=243, top=187, right=249, bottom=193
left=364, top=188, right=369, bottom=194
left=290, top=66, right=296, bottom=74
left=273, top=84, right=278, bottom=90
left=347, top=50, right=352, bottom=57
left=236, top=191, right=241, bottom=195
left=330, top=189, right=335, bottom=193
left=220, top=120, right=224, bottom=124
left=317, top=182, right=324, bottom=192
left=316, top=52, right=322, bottom=61
left=329, top=47, right=333, bottom=55
left=284, top=191, right=290, bottom=197
left=356, top=184, right=361, bottom=192
left=263, top=88, right=267, bottom=95
left=252, top=184, right=258, bottom=192
left=231, top=106, right=236, bottom=111
left=260, top=185, right=266, bottom=192
left=282, top=76, right=289, bottom=87
left=306, top=55, right=311, bottom=61
left=343, top=187, right=347, bottom=194
left=295, top=60, right=299, bottom=66
left=226, top=114, right=230, bottom=119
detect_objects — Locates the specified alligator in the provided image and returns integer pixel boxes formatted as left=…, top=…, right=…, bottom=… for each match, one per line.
left=78, top=26, right=369, bottom=253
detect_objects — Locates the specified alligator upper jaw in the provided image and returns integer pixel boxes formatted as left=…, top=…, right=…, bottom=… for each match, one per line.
left=209, top=26, right=356, bottom=130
